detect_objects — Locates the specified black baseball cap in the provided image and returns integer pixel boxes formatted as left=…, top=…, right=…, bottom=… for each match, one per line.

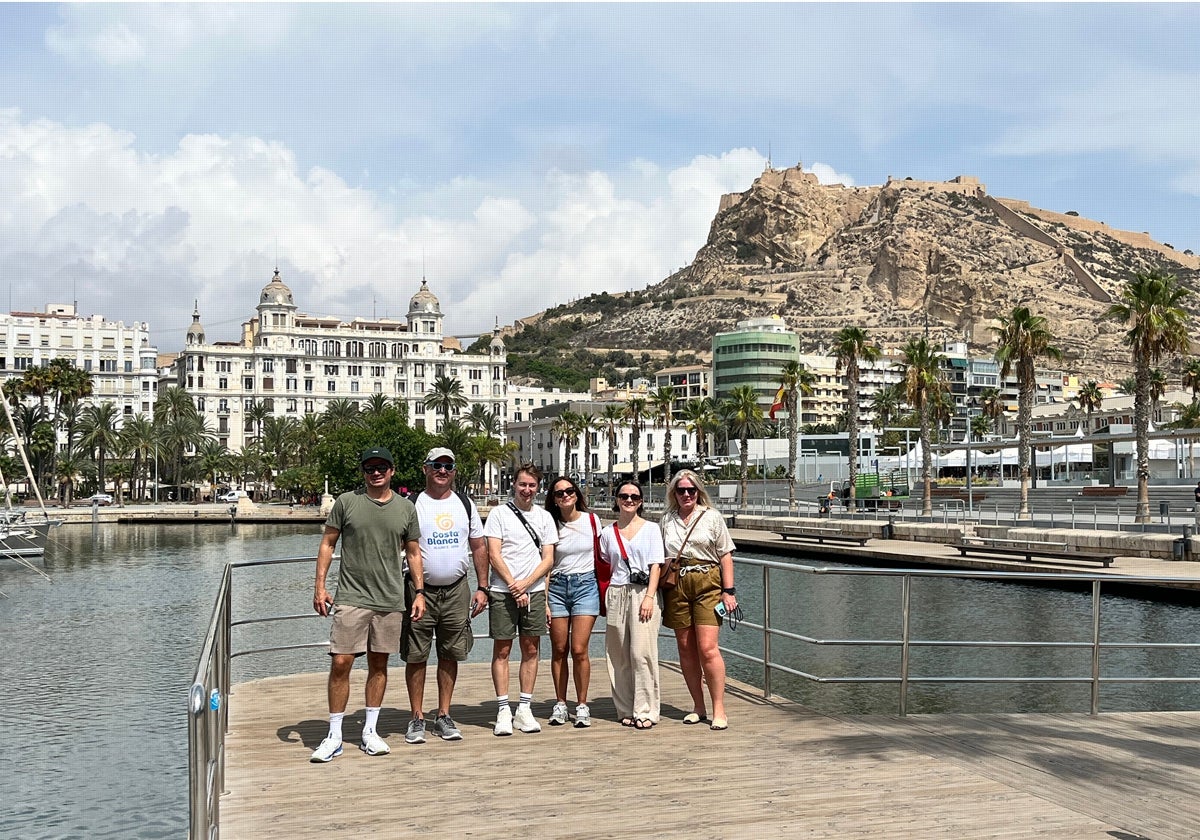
left=360, top=447, right=394, bottom=466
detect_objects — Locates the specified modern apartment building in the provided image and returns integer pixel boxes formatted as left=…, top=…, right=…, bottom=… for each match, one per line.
left=711, top=316, right=800, bottom=409
left=0, top=303, right=161, bottom=425
left=653, top=364, right=709, bottom=413
left=174, top=271, right=507, bottom=451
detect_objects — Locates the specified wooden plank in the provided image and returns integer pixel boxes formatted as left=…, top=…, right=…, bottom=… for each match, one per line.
left=216, top=661, right=1191, bottom=839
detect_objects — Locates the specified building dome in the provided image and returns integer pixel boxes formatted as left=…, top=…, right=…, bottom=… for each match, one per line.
left=489, top=322, right=505, bottom=354
left=186, top=300, right=206, bottom=346
left=258, top=268, right=296, bottom=309
left=408, top=279, right=441, bottom=316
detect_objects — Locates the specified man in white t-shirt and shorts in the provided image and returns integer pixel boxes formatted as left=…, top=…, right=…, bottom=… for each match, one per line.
left=400, top=447, right=489, bottom=744
left=483, top=462, right=558, bottom=736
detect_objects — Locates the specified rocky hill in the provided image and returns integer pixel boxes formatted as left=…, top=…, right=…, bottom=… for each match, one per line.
left=505, top=167, right=1200, bottom=381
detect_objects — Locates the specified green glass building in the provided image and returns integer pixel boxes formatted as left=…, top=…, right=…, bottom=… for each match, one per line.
left=711, top=316, right=801, bottom=408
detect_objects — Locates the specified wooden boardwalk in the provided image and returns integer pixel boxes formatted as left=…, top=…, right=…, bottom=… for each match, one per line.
left=221, top=660, right=1200, bottom=839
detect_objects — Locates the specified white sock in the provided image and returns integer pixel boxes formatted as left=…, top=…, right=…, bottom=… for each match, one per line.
left=363, top=707, right=380, bottom=734
left=328, top=712, right=344, bottom=741
left=496, top=695, right=510, bottom=711
left=518, top=692, right=533, bottom=707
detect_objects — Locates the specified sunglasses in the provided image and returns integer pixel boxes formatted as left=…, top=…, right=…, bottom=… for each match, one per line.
left=674, top=486, right=698, bottom=496
left=616, top=493, right=642, bottom=502
left=362, top=464, right=391, bottom=475
left=425, top=461, right=456, bottom=472
left=553, top=488, right=577, bottom=498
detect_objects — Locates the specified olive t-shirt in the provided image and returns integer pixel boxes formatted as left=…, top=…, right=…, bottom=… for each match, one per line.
left=326, top=489, right=421, bottom=612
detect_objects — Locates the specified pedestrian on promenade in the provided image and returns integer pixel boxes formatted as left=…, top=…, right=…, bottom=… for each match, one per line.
left=660, top=469, right=738, bottom=731
left=600, top=479, right=663, bottom=729
left=1193, top=480, right=1200, bottom=527
left=483, top=463, right=558, bottom=735
left=544, top=475, right=602, bottom=728
left=400, top=447, right=489, bottom=745
left=309, top=447, right=423, bottom=762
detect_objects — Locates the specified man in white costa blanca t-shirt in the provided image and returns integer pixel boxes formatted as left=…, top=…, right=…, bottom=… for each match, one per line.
left=401, top=447, right=489, bottom=744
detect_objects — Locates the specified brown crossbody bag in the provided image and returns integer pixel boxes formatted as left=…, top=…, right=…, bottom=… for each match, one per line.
left=659, top=510, right=706, bottom=593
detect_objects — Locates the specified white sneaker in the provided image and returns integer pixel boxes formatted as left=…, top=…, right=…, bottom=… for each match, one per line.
left=573, top=703, right=591, bottom=728
left=514, top=704, right=542, bottom=733
left=548, top=701, right=569, bottom=726
left=359, top=730, right=391, bottom=756
left=494, top=706, right=513, bottom=736
left=310, top=736, right=343, bottom=763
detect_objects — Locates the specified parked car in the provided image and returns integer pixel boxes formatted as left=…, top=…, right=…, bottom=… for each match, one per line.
left=87, top=493, right=114, bottom=506
left=218, top=490, right=248, bottom=503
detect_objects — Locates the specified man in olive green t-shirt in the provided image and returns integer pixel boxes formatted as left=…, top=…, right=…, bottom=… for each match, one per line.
left=310, top=446, right=424, bottom=762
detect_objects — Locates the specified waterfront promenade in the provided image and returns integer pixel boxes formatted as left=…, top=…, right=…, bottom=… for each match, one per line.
left=221, top=662, right=1200, bottom=839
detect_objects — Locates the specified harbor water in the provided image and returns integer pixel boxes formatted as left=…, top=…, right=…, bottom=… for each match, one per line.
left=3, top=522, right=1200, bottom=838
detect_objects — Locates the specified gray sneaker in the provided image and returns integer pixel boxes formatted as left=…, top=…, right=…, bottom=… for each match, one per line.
left=432, top=714, right=463, bottom=741
left=573, top=703, right=591, bottom=728
left=404, top=718, right=426, bottom=745
left=548, top=701, right=569, bottom=726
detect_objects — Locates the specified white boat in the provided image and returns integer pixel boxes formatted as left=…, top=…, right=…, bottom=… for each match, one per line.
left=0, top=397, right=62, bottom=564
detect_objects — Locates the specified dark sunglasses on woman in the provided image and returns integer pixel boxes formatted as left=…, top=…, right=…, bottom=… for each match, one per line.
left=553, top=488, right=576, bottom=498
left=617, top=493, right=642, bottom=502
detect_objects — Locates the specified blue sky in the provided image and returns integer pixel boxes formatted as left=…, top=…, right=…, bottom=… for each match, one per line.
left=2, top=3, right=1198, bottom=348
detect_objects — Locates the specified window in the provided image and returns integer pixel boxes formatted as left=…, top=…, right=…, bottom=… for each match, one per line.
left=347, top=365, right=362, bottom=377
left=324, top=364, right=340, bottom=376
left=287, top=399, right=297, bottom=412
left=469, top=369, right=483, bottom=380
left=286, top=377, right=297, bottom=391
left=244, top=360, right=254, bottom=370
left=304, top=400, right=314, bottom=413
left=413, top=363, right=424, bottom=377
left=99, top=359, right=117, bottom=372
left=322, top=340, right=341, bottom=357
left=262, top=377, right=274, bottom=390
left=371, top=365, right=384, bottom=377
left=218, top=399, right=229, bottom=412
left=216, top=360, right=232, bottom=373
left=218, top=377, right=228, bottom=390
left=327, top=381, right=336, bottom=392
left=285, top=359, right=297, bottom=374
left=262, top=359, right=274, bottom=373
left=243, top=377, right=254, bottom=390
left=124, top=360, right=133, bottom=373
left=347, top=341, right=364, bottom=358
left=305, top=379, right=314, bottom=392
left=350, top=381, right=359, bottom=393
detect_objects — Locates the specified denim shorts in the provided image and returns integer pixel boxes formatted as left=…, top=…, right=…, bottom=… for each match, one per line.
left=547, top=572, right=601, bottom=618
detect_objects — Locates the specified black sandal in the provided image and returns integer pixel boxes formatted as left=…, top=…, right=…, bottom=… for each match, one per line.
left=621, top=717, right=635, bottom=727
left=634, top=718, right=654, bottom=730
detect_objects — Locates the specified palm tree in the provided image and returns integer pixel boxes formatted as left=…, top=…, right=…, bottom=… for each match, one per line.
left=363, top=393, right=391, bottom=419
left=649, top=386, right=677, bottom=483
left=870, top=383, right=903, bottom=433
left=624, top=397, right=648, bottom=479
left=1183, top=358, right=1200, bottom=405
left=550, top=411, right=582, bottom=478
left=1150, top=368, right=1169, bottom=415
left=321, top=398, right=361, bottom=432
left=600, top=403, right=625, bottom=499
left=1118, top=376, right=1138, bottom=396
left=1105, top=269, right=1192, bottom=522
left=53, top=450, right=87, bottom=507
left=1167, top=401, right=1200, bottom=479
left=79, top=401, right=122, bottom=495
left=244, top=400, right=270, bottom=443
left=833, top=328, right=881, bottom=513
left=576, top=410, right=598, bottom=503
left=424, top=375, right=468, bottom=430
left=295, top=413, right=324, bottom=465
left=776, top=361, right=815, bottom=512
left=722, top=385, right=764, bottom=512
left=994, top=306, right=1063, bottom=519
left=1076, top=380, right=1103, bottom=435
left=156, top=386, right=212, bottom=500
left=195, top=439, right=231, bottom=499
left=120, top=413, right=158, bottom=502
left=682, top=397, right=718, bottom=460
left=969, top=414, right=992, bottom=441
left=262, top=415, right=301, bottom=472
left=898, top=336, right=944, bottom=517
left=979, top=387, right=1005, bottom=435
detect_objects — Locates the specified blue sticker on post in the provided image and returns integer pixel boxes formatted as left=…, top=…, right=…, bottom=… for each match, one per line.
left=209, top=688, right=220, bottom=712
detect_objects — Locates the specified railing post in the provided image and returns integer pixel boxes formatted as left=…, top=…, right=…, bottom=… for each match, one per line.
left=899, top=574, right=912, bottom=717
left=1090, top=579, right=1102, bottom=715
left=762, top=564, right=772, bottom=699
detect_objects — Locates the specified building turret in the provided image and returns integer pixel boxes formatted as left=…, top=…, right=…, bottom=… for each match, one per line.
left=489, top=318, right=506, bottom=358
left=256, top=268, right=298, bottom=334
left=407, top=279, right=443, bottom=336
left=186, top=300, right=206, bottom=346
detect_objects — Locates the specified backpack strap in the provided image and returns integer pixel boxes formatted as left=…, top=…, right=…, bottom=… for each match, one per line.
left=506, top=501, right=541, bottom=549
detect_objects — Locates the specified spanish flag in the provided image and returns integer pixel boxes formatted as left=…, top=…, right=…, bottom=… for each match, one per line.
left=769, top=385, right=786, bottom=420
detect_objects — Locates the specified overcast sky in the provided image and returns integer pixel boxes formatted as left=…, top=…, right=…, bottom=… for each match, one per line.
left=2, top=3, right=1198, bottom=349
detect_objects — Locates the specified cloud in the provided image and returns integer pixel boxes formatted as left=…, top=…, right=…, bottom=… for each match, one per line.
left=0, top=110, right=788, bottom=347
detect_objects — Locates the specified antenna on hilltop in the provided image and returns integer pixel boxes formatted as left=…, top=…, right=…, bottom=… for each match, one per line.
left=767, top=142, right=773, bottom=171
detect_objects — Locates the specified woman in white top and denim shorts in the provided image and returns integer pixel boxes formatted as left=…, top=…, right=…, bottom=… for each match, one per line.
left=544, top=476, right=602, bottom=728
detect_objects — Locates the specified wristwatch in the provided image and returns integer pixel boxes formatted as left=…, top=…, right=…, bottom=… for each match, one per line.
left=478, top=586, right=489, bottom=593
left=721, top=587, right=737, bottom=595
left=412, top=588, right=426, bottom=596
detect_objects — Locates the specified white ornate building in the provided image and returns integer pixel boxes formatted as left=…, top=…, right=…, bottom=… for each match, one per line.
left=174, top=270, right=507, bottom=451
left=0, top=303, right=161, bottom=424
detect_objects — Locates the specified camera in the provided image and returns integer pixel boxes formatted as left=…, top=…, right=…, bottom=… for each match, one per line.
left=628, top=570, right=650, bottom=586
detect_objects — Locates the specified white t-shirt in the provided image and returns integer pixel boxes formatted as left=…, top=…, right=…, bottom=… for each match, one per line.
left=599, top=520, right=665, bottom=586
left=483, top=502, right=558, bottom=593
left=414, top=491, right=484, bottom=585
left=553, top=513, right=601, bottom=576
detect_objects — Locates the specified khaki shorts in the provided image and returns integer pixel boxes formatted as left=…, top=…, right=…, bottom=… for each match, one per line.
left=400, top=575, right=475, bottom=663
left=662, top=565, right=723, bottom=630
left=488, top=590, right=548, bottom=639
left=328, top=604, right=404, bottom=655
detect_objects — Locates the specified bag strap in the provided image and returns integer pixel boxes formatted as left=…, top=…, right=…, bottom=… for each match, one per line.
left=589, top=513, right=604, bottom=564
left=412, top=489, right=474, bottom=519
left=674, top=509, right=707, bottom=561
left=611, top=522, right=630, bottom=563
left=506, top=501, right=541, bottom=549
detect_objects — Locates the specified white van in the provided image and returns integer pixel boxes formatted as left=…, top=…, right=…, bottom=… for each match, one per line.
left=219, top=490, right=249, bottom=503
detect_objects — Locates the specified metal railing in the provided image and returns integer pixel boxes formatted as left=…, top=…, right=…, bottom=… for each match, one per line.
left=723, top=556, right=1200, bottom=716
left=189, top=552, right=1200, bottom=837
